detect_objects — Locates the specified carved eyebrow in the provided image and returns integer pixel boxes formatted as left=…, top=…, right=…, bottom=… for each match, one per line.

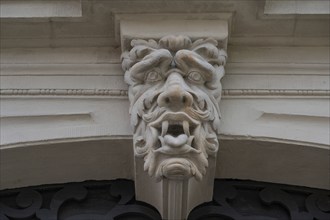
left=129, top=49, right=172, bottom=82
left=174, top=50, right=215, bottom=81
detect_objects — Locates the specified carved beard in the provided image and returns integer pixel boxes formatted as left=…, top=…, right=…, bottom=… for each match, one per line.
left=132, top=93, right=219, bottom=181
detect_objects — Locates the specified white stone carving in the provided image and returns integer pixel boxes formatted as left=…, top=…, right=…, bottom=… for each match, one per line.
left=122, top=35, right=226, bottom=182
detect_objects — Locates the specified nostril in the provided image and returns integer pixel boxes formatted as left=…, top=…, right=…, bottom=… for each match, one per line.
left=157, top=86, right=193, bottom=108
left=182, top=96, right=186, bottom=103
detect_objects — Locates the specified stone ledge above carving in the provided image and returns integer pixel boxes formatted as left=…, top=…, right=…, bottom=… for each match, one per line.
left=1, top=1, right=328, bottom=48
left=0, top=0, right=82, bottom=18
left=115, top=13, right=232, bottom=49
left=264, top=0, right=330, bottom=15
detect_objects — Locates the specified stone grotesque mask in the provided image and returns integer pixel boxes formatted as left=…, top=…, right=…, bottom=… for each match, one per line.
left=122, top=35, right=226, bottom=181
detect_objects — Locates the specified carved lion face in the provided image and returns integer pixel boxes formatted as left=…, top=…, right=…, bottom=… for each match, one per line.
left=122, top=35, right=226, bottom=181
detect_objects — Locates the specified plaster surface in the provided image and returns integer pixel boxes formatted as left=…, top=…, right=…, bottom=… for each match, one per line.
left=0, top=0, right=329, bottom=197
left=1, top=138, right=328, bottom=190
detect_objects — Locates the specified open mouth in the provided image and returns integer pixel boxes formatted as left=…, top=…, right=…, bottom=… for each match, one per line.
left=148, top=112, right=201, bottom=153
left=150, top=112, right=199, bottom=138
left=161, top=120, right=190, bottom=137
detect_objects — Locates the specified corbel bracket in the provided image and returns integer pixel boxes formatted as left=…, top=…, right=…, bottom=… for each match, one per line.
left=120, top=16, right=230, bottom=220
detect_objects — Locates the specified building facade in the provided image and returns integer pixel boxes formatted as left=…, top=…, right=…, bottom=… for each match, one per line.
left=0, top=0, right=329, bottom=219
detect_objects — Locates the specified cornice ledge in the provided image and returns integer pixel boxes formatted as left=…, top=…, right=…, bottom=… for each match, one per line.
left=114, top=12, right=232, bottom=48
left=119, top=16, right=230, bottom=220
left=1, top=89, right=329, bottom=98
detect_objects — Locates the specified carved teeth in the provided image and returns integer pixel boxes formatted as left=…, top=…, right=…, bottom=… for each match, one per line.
left=159, top=120, right=193, bottom=137
left=183, top=120, right=190, bottom=136
left=187, top=136, right=194, bottom=146
left=161, top=121, right=169, bottom=137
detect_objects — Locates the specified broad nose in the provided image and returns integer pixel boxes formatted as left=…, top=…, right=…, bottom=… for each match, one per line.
left=157, top=73, right=193, bottom=110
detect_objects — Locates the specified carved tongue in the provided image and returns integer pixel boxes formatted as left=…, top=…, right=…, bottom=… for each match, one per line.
left=164, top=134, right=188, bottom=148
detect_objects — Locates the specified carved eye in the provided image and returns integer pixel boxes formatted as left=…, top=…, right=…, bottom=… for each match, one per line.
left=187, top=71, right=204, bottom=84
left=145, top=70, right=162, bottom=83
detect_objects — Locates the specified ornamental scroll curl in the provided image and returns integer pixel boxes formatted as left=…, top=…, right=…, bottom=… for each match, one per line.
left=122, top=35, right=227, bottom=181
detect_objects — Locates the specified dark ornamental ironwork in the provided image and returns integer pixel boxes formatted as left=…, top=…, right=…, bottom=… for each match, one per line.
left=0, top=179, right=329, bottom=220
left=0, top=180, right=161, bottom=220
left=188, top=180, right=330, bottom=220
